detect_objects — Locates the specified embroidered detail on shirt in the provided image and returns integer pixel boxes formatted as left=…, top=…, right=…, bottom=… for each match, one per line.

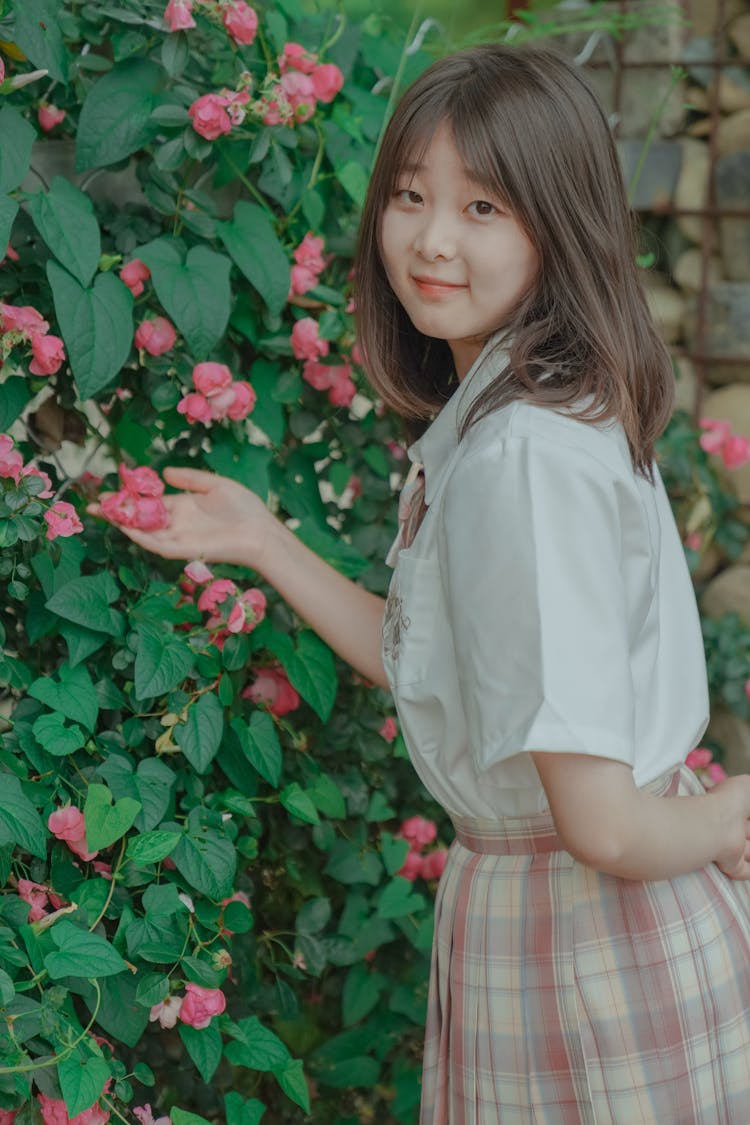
left=383, top=587, right=411, bottom=663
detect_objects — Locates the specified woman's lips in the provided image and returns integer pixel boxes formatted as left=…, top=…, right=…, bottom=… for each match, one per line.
left=411, top=276, right=468, bottom=298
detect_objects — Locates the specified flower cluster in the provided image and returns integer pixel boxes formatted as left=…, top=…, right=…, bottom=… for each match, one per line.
left=302, top=358, right=356, bottom=408
left=685, top=746, right=728, bottom=789
left=699, top=418, right=750, bottom=470
left=259, top=42, right=343, bottom=126
left=120, top=258, right=151, bottom=296
left=0, top=301, right=66, bottom=375
left=16, top=878, right=64, bottom=922
left=134, top=316, right=177, bottom=356
left=188, top=87, right=251, bottom=140
left=100, top=463, right=169, bottom=531
left=242, top=665, right=300, bottom=716
left=397, top=816, right=449, bottom=882
left=150, top=983, right=226, bottom=1029
left=182, top=561, right=266, bottom=648
left=164, top=0, right=258, bottom=46
left=177, top=362, right=256, bottom=425
left=0, top=434, right=83, bottom=541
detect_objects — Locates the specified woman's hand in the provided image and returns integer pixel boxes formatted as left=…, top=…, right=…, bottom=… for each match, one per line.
left=706, top=774, right=750, bottom=880
left=86, top=466, right=276, bottom=571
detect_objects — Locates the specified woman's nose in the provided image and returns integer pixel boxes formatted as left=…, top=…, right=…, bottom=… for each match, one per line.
left=413, top=212, right=456, bottom=262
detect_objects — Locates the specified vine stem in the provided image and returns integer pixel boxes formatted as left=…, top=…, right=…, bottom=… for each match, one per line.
left=0, top=978, right=102, bottom=1075
left=627, top=66, right=686, bottom=206
left=89, top=837, right=127, bottom=932
left=374, top=3, right=423, bottom=158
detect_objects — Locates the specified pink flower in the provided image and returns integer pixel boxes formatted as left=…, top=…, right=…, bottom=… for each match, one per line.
left=327, top=368, right=356, bottom=407
left=29, top=333, right=65, bottom=375
left=279, top=71, right=317, bottom=122
left=178, top=392, right=212, bottom=425
left=223, top=0, right=258, bottom=44
left=133, top=1106, right=171, bottom=1125
left=120, top=259, right=150, bottom=297
left=398, top=850, right=423, bottom=882
left=280, top=42, right=317, bottom=75
left=149, top=994, right=183, bottom=1029
left=685, top=532, right=702, bottom=552
left=192, top=361, right=234, bottom=396
left=379, top=717, right=398, bottom=743
left=21, top=466, right=54, bottom=498
left=243, top=666, right=300, bottom=716
left=399, top=815, right=437, bottom=852
left=0, top=435, right=24, bottom=483
left=38, top=103, right=66, bottom=132
left=185, top=560, right=214, bottom=583
left=0, top=1110, right=17, bottom=1124
left=38, top=1093, right=110, bottom=1125
left=119, top=463, right=164, bottom=497
left=134, top=496, right=169, bottom=530
left=92, top=860, right=113, bottom=880
left=1, top=243, right=19, bottom=267
left=197, top=578, right=237, bottom=613
left=164, top=0, right=195, bottom=31
left=134, top=317, right=177, bottom=356
left=721, top=434, right=750, bottom=470
left=44, top=500, right=84, bottom=541
left=291, top=318, right=329, bottom=361
left=226, top=380, right=256, bottom=421
left=227, top=587, right=267, bottom=634
left=0, top=58, right=4, bottom=85
left=17, top=878, right=50, bottom=922
left=189, top=93, right=232, bottom=140
left=419, top=849, right=448, bottom=881
left=293, top=232, right=326, bottom=273
left=1, top=302, right=49, bottom=337
left=706, top=762, right=728, bottom=785
left=48, top=806, right=98, bottom=861
left=302, top=360, right=334, bottom=392
left=100, top=489, right=139, bottom=528
left=311, top=63, right=344, bottom=104
left=179, top=983, right=226, bottom=1029
left=289, top=263, right=319, bottom=295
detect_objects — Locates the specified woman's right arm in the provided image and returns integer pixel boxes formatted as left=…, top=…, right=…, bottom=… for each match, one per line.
left=88, top=465, right=390, bottom=689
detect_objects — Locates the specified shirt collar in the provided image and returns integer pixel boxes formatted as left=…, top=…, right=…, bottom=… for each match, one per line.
left=407, top=331, right=511, bottom=504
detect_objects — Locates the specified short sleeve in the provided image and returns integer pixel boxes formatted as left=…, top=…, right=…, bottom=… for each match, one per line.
left=439, top=433, right=637, bottom=773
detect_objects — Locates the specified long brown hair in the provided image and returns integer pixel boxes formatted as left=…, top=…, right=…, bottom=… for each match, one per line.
left=354, top=43, right=674, bottom=480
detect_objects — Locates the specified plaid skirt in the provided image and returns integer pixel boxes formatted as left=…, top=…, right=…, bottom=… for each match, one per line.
left=421, top=766, right=750, bottom=1124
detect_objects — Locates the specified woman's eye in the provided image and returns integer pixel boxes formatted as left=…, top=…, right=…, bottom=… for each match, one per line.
left=468, top=200, right=498, bottom=217
left=395, top=189, right=422, bottom=205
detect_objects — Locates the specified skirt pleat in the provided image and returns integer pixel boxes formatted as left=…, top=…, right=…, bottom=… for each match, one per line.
left=420, top=766, right=750, bottom=1124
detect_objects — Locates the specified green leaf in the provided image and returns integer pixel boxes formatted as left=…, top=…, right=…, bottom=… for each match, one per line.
left=307, top=773, right=347, bottom=819
left=179, top=1022, right=222, bottom=1083
left=29, top=178, right=101, bottom=287
left=205, top=440, right=272, bottom=500
left=127, top=830, right=181, bottom=864
left=174, top=692, right=224, bottom=774
left=47, top=261, right=134, bottom=399
left=216, top=201, right=290, bottom=317
left=28, top=663, right=99, bottom=731
left=0, top=967, right=14, bottom=1006
left=0, top=195, right=18, bottom=252
left=231, top=712, right=282, bottom=787
left=280, top=782, right=319, bottom=825
left=323, top=841, right=382, bottom=887
left=375, top=877, right=426, bottom=920
left=0, top=106, right=36, bottom=193
left=14, top=0, right=68, bottom=83
left=45, top=571, right=124, bottom=635
left=0, top=774, right=46, bottom=859
left=58, top=1051, right=110, bottom=1117
left=379, top=832, right=409, bottom=876
left=336, top=160, right=369, bottom=208
left=273, top=1059, right=311, bottom=1113
left=225, top=1093, right=266, bottom=1125
left=284, top=630, right=338, bottom=722
left=0, top=375, right=32, bottom=430
left=84, top=783, right=141, bottom=850
left=171, top=1112, right=212, bottom=1125
left=135, top=973, right=169, bottom=1009
left=295, top=519, right=370, bottom=579
left=138, top=238, right=231, bottom=360
left=296, top=897, right=331, bottom=935
left=367, top=791, right=397, bottom=823
left=45, top=921, right=128, bottom=979
left=342, top=962, right=384, bottom=1027
left=224, top=1016, right=290, bottom=1071
left=76, top=59, right=162, bottom=170
left=133, top=621, right=195, bottom=700
left=171, top=825, right=236, bottom=899
left=31, top=712, right=86, bottom=756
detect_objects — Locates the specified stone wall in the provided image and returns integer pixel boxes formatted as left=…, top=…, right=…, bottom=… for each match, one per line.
left=555, top=0, right=750, bottom=770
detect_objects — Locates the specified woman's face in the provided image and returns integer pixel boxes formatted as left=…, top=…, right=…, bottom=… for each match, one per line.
left=380, top=123, right=539, bottom=380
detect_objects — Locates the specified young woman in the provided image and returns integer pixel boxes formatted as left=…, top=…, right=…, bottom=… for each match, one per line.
left=92, top=43, right=750, bottom=1123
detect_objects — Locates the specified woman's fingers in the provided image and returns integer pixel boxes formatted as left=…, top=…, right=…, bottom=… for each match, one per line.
left=162, top=465, right=218, bottom=492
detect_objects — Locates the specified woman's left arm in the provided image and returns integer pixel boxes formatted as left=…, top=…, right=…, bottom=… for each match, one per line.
left=531, top=751, right=750, bottom=881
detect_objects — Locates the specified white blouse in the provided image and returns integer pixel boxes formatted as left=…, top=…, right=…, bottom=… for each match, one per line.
left=382, top=339, right=710, bottom=818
